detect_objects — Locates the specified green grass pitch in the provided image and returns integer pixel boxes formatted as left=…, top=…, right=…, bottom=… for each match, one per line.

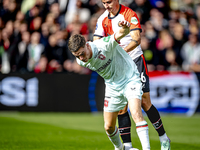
left=0, top=112, right=200, bottom=150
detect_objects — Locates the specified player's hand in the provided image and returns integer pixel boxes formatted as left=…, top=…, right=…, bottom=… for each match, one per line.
left=118, top=20, right=130, bottom=27
left=115, top=20, right=130, bottom=41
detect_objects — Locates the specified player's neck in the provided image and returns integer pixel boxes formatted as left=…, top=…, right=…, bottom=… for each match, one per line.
left=109, top=4, right=120, bottom=17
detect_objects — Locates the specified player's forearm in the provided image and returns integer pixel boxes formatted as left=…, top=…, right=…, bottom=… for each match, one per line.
left=124, top=29, right=141, bottom=52
left=115, top=27, right=130, bottom=41
left=124, top=38, right=141, bottom=52
left=114, top=21, right=130, bottom=41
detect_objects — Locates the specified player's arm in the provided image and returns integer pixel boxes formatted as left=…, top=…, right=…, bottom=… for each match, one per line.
left=114, top=21, right=130, bottom=41
left=124, top=29, right=141, bottom=52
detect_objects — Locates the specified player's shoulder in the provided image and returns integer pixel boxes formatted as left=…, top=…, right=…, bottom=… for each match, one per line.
left=119, top=4, right=136, bottom=16
left=98, top=10, right=109, bottom=21
left=94, top=35, right=115, bottom=47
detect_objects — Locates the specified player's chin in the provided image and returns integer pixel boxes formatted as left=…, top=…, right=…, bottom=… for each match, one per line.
left=106, top=8, right=112, bottom=12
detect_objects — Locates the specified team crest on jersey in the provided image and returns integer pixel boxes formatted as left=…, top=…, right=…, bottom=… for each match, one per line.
left=118, top=21, right=122, bottom=27
left=98, top=54, right=106, bottom=60
left=131, top=17, right=138, bottom=25
left=103, top=36, right=110, bottom=42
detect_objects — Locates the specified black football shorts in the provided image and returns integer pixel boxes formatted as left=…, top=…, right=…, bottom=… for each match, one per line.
left=133, top=54, right=150, bottom=93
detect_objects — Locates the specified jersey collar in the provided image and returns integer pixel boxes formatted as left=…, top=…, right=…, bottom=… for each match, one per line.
left=108, top=4, right=121, bottom=19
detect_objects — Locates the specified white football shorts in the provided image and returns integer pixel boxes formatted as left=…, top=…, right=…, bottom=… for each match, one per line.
left=104, top=79, right=143, bottom=112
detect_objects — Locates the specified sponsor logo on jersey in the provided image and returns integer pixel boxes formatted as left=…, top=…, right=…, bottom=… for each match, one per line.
left=103, top=36, right=110, bottom=42
left=131, top=17, right=138, bottom=25
left=96, top=59, right=112, bottom=72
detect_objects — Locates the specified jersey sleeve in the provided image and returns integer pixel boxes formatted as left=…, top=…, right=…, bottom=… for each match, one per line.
left=93, top=15, right=105, bottom=37
left=96, top=34, right=118, bottom=52
left=124, top=8, right=142, bottom=32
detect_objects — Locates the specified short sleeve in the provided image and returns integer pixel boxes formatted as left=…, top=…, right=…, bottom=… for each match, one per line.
left=122, top=7, right=142, bottom=32
left=94, top=19, right=103, bottom=37
left=95, top=34, right=118, bottom=52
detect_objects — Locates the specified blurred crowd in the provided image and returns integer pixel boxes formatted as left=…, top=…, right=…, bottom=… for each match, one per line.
left=0, top=0, right=200, bottom=74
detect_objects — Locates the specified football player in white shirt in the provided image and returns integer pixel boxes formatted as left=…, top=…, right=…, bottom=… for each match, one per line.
left=68, top=20, right=150, bottom=150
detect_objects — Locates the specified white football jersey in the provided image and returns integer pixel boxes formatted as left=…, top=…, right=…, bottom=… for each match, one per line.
left=77, top=35, right=140, bottom=90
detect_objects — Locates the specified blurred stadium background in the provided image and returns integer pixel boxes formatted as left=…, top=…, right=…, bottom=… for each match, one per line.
left=0, top=0, right=200, bottom=149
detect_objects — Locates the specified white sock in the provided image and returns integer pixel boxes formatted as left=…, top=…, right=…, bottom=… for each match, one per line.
left=136, top=121, right=150, bottom=150
left=159, top=133, right=169, bottom=142
left=124, top=142, right=132, bottom=148
left=107, top=126, right=123, bottom=149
